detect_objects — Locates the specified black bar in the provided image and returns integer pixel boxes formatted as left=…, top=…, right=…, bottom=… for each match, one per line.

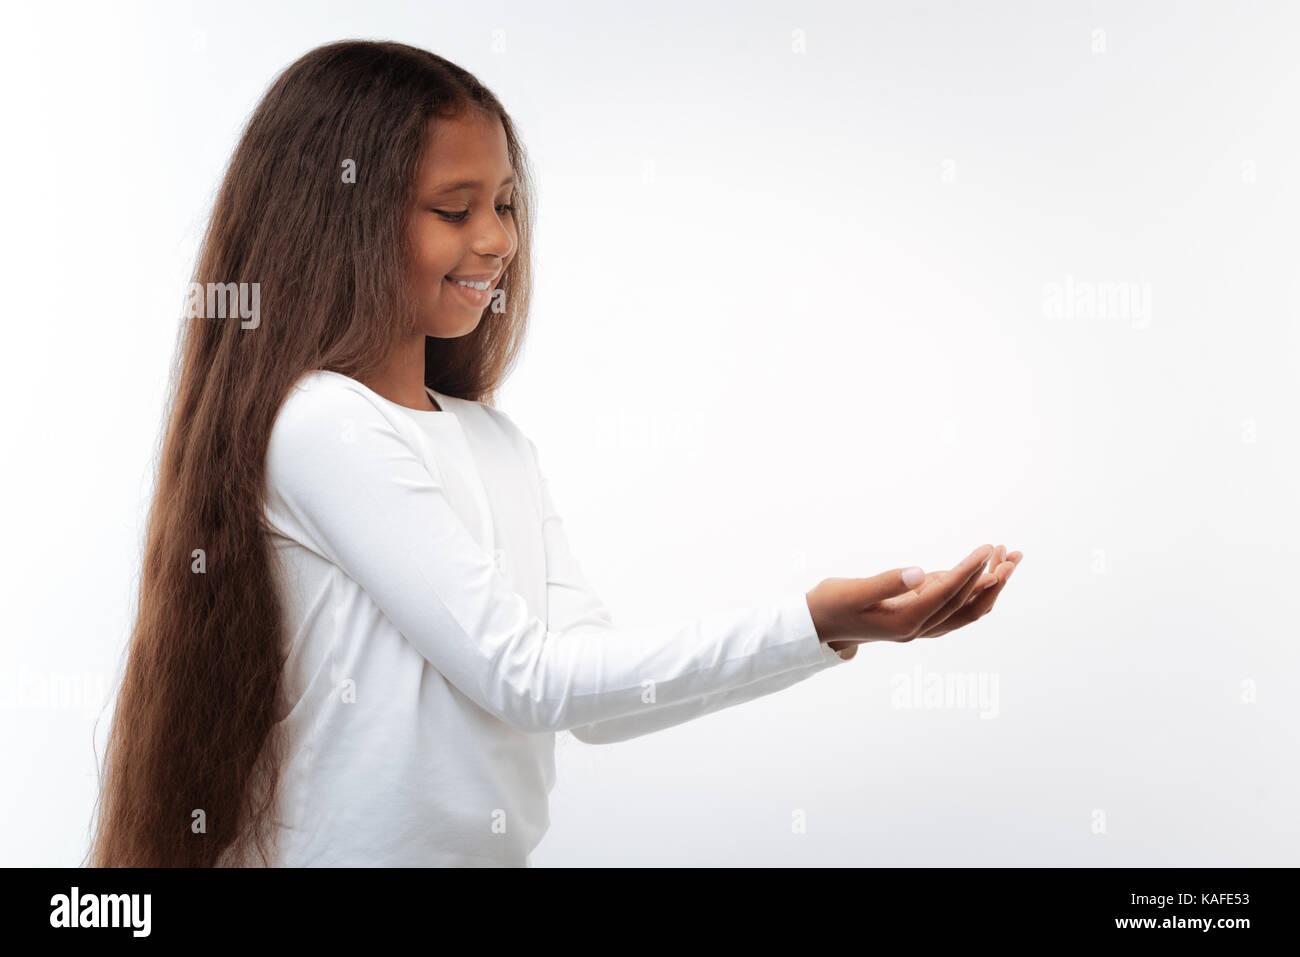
left=5, top=866, right=1285, bottom=943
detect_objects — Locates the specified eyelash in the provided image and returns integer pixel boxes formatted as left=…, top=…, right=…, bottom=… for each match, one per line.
left=433, top=204, right=515, bottom=223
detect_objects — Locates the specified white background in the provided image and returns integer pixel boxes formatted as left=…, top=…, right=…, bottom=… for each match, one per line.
left=2, top=0, right=1296, bottom=866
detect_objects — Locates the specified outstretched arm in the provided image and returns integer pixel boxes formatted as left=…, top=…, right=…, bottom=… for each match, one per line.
left=523, top=436, right=852, bottom=745
left=265, top=378, right=843, bottom=736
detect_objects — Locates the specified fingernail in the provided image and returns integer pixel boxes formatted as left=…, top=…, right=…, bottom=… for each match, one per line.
left=902, top=567, right=924, bottom=587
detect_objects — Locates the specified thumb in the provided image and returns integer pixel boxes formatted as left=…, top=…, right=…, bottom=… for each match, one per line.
left=861, top=566, right=925, bottom=604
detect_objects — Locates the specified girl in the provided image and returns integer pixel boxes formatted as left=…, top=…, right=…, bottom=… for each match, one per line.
left=88, top=39, right=1021, bottom=868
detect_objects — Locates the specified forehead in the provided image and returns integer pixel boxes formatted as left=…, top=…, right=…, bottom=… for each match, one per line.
left=416, top=111, right=513, bottom=187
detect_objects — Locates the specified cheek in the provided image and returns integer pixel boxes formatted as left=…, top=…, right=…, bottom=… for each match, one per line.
left=410, top=225, right=457, bottom=281
left=408, top=258, right=450, bottom=315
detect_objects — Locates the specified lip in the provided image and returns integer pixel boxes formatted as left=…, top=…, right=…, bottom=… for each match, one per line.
left=445, top=272, right=500, bottom=282
left=444, top=274, right=496, bottom=308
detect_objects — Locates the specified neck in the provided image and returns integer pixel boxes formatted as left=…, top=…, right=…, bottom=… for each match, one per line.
left=361, top=336, right=438, bottom=411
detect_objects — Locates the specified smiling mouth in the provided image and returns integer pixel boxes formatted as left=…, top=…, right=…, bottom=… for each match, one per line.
left=444, top=274, right=496, bottom=306
left=446, top=276, right=494, bottom=290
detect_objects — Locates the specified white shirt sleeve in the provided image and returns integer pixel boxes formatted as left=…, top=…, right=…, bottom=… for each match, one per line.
left=523, top=436, right=851, bottom=744
left=265, top=383, right=843, bottom=736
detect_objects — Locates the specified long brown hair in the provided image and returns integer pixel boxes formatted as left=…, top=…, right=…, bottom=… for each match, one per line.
left=86, top=39, right=534, bottom=867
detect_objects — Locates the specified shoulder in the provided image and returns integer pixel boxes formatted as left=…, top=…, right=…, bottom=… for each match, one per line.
left=441, top=391, right=538, bottom=458
left=273, top=371, right=381, bottom=441
left=268, top=371, right=419, bottom=480
left=478, top=400, right=529, bottom=444
left=277, top=368, right=376, bottom=415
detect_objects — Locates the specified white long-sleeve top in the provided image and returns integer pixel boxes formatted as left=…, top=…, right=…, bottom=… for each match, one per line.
left=253, top=369, right=851, bottom=867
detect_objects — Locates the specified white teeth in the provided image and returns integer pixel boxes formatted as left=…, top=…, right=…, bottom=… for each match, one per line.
left=452, top=278, right=491, bottom=290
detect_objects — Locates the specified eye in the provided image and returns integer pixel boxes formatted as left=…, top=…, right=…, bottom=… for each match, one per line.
left=431, top=204, right=515, bottom=223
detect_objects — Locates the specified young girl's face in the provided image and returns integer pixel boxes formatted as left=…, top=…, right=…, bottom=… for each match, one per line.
left=408, top=110, right=517, bottom=337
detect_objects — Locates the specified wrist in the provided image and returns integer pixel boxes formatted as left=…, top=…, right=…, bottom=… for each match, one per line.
left=805, top=583, right=840, bottom=643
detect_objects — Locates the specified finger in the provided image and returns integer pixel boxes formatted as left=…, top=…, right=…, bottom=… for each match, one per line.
left=914, top=552, right=992, bottom=634
left=856, top=564, right=929, bottom=609
left=917, top=604, right=976, bottom=638
left=920, top=563, right=1009, bottom=637
left=920, top=552, right=1021, bottom=638
left=965, top=563, right=1012, bottom=613
left=874, top=569, right=942, bottom=612
left=986, top=557, right=1014, bottom=583
left=972, top=549, right=1018, bottom=592
left=963, top=556, right=1020, bottom=614
left=903, top=545, right=991, bottom=636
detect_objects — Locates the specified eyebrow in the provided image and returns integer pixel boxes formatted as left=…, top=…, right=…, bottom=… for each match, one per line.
left=428, top=174, right=516, bottom=193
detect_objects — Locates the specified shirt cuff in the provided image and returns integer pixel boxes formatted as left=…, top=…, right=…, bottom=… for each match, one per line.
left=820, top=640, right=854, bottom=663
left=783, top=591, right=854, bottom=667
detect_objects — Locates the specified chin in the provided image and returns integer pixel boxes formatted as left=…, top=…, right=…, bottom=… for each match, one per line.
left=423, top=309, right=483, bottom=339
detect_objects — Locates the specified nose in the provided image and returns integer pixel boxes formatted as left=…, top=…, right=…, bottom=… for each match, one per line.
left=470, top=209, right=515, bottom=262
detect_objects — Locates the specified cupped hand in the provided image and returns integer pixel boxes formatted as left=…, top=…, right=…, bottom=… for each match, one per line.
left=807, top=544, right=1022, bottom=652
left=896, top=544, right=1022, bottom=639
